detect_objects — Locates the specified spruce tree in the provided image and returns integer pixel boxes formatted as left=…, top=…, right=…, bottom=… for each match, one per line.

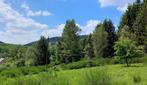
left=92, top=19, right=116, bottom=58
left=118, top=0, right=141, bottom=34
left=103, top=19, right=117, bottom=57
left=133, top=3, right=147, bottom=52
left=34, top=36, right=50, bottom=65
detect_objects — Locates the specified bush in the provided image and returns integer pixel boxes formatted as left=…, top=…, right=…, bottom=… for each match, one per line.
left=133, top=75, right=141, bottom=83
left=62, top=60, right=101, bottom=69
left=0, top=69, right=22, bottom=78
left=16, top=59, right=25, bottom=67
left=0, top=66, right=49, bottom=78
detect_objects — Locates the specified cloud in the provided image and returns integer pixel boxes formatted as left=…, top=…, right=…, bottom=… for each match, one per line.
left=0, top=0, right=100, bottom=44
left=80, top=20, right=101, bottom=35
left=42, top=20, right=101, bottom=38
left=98, top=0, right=135, bottom=12
left=21, top=3, right=52, bottom=17
left=42, top=24, right=65, bottom=38
left=0, top=0, right=49, bottom=44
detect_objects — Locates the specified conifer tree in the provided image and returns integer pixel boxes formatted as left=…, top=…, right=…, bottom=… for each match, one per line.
left=93, top=24, right=108, bottom=58
left=92, top=19, right=116, bottom=58
left=60, top=20, right=81, bottom=63
left=103, top=19, right=117, bottom=57
left=118, top=0, right=141, bottom=34
left=84, top=34, right=94, bottom=59
left=34, top=36, right=50, bottom=65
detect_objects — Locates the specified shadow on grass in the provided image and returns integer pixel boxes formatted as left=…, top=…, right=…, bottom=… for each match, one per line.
left=121, top=64, right=144, bottom=68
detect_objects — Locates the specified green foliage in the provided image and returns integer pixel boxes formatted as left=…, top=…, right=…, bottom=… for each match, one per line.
left=93, top=24, right=108, bottom=58
left=0, top=67, right=112, bottom=85
left=34, top=36, right=50, bottom=65
left=133, top=75, right=141, bottom=83
left=84, top=34, right=94, bottom=59
left=58, top=20, right=81, bottom=63
left=16, top=59, right=25, bottom=67
left=118, top=0, right=141, bottom=33
left=0, top=69, right=22, bottom=78
left=133, top=4, right=147, bottom=53
left=119, top=0, right=147, bottom=53
left=62, top=60, right=101, bottom=69
left=93, top=20, right=116, bottom=58
left=114, top=37, right=144, bottom=66
left=0, top=66, right=48, bottom=78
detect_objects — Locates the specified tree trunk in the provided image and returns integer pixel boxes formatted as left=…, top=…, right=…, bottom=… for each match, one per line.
left=125, top=57, right=129, bottom=67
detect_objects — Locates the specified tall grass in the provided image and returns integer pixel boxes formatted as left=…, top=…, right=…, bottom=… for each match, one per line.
left=0, top=68, right=112, bottom=85
left=79, top=69, right=112, bottom=85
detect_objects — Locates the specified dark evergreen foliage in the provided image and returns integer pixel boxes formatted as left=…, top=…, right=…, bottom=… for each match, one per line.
left=34, top=36, right=50, bottom=65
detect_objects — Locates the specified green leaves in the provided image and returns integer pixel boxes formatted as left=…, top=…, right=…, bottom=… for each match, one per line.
left=114, top=37, right=144, bottom=66
left=92, top=19, right=116, bottom=58
left=57, top=20, right=81, bottom=63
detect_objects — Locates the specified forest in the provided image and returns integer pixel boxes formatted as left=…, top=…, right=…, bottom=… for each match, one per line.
left=0, top=0, right=147, bottom=85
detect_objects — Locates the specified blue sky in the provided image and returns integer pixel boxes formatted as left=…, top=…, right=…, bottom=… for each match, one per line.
left=0, top=0, right=135, bottom=44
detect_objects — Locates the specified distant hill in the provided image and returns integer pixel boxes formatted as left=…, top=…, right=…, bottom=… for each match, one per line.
left=0, top=41, right=4, bottom=44
left=25, top=35, right=88, bottom=46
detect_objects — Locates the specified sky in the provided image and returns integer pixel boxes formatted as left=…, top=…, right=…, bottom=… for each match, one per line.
left=0, top=0, right=136, bottom=44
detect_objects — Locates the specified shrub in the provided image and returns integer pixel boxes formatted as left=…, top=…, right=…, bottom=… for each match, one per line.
left=133, top=75, right=141, bottom=83
left=0, top=69, right=22, bottom=78
left=0, top=66, right=49, bottom=78
left=62, top=60, right=100, bottom=69
left=16, top=59, right=25, bottom=67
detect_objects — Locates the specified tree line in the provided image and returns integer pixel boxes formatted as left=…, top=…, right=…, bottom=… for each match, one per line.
left=35, top=0, right=146, bottom=66
left=0, top=0, right=146, bottom=67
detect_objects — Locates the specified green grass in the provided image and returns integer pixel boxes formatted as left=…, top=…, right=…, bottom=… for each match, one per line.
left=0, top=64, right=147, bottom=85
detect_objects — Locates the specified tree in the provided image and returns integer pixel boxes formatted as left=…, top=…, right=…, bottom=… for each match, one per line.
left=55, top=41, right=63, bottom=64
left=84, top=34, right=94, bottom=59
left=34, top=36, right=50, bottom=65
left=59, top=20, right=81, bottom=63
left=93, top=24, right=108, bottom=58
left=114, top=37, right=144, bottom=67
left=133, top=13, right=147, bottom=52
left=92, top=19, right=116, bottom=58
left=118, top=0, right=141, bottom=34
left=103, top=19, right=117, bottom=57
left=133, top=3, right=147, bottom=53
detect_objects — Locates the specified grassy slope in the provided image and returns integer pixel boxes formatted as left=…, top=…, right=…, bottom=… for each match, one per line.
left=1, top=64, right=147, bottom=85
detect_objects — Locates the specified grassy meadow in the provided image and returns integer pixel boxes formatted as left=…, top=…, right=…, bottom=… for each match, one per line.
left=0, top=64, right=147, bottom=85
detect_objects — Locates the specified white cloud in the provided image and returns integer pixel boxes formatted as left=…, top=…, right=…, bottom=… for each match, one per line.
left=42, top=24, right=65, bottom=38
left=0, top=1, right=100, bottom=44
left=21, top=3, right=52, bottom=17
left=0, top=0, right=49, bottom=44
left=98, top=0, right=135, bottom=12
left=42, top=20, right=101, bottom=38
left=80, top=20, right=101, bottom=35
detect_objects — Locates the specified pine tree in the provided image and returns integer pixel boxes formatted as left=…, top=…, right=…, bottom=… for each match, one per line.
left=92, top=19, right=116, bottom=58
left=103, top=19, right=117, bottom=57
left=34, top=36, right=50, bottom=65
left=118, top=0, right=141, bottom=34
left=133, top=3, right=147, bottom=52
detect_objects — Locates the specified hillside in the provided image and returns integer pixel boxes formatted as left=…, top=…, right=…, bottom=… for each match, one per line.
left=25, top=35, right=88, bottom=46
left=0, top=41, right=4, bottom=44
